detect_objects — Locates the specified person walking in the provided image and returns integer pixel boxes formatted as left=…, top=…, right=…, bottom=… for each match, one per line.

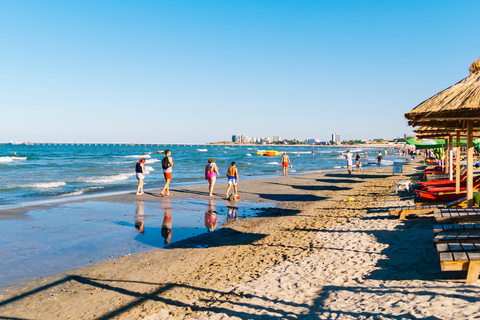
left=280, top=152, right=292, bottom=176
left=345, top=150, right=353, bottom=174
left=160, top=150, right=173, bottom=197
left=205, top=158, right=219, bottom=196
left=225, top=161, right=239, bottom=198
left=135, top=158, right=146, bottom=195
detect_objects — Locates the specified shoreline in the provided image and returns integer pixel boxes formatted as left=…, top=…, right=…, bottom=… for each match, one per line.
left=3, top=161, right=466, bottom=319
left=0, top=157, right=403, bottom=215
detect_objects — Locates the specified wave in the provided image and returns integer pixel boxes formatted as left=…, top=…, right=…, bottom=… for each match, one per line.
left=196, top=149, right=208, bottom=152
left=27, top=181, right=66, bottom=189
left=145, top=159, right=160, bottom=164
left=122, top=155, right=151, bottom=159
left=246, top=153, right=252, bottom=156
left=265, top=162, right=280, bottom=165
left=0, top=156, right=27, bottom=163
left=82, top=173, right=135, bottom=184
left=144, top=166, right=155, bottom=174
left=61, top=190, right=85, bottom=197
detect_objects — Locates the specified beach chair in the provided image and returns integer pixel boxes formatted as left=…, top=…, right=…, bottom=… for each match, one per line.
left=434, top=223, right=480, bottom=234
left=423, top=164, right=456, bottom=179
left=436, top=242, right=480, bottom=283
left=416, top=175, right=480, bottom=193
left=417, top=168, right=467, bottom=186
left=415, top=190, right=470, bottom=202
left=434, top=208, right=480, bottom=224
left=389, top=197, right=466, bottom=219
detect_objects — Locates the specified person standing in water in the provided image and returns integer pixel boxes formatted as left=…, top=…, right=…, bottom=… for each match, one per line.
left=205, top=158, right=219, bottom=196
left=225, top=161, right=239, bottom=198
left=377, top=151, right=383, bottom=166
left=280, top=152, right=292, bottom=176
left=345, top=150, right=353, bottom=174
left=161, top=150, right=173, bottom=197
left=135, top=158, right=146, bottom=195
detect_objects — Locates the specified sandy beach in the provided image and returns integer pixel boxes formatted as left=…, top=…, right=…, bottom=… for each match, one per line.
left=1, top=161, right=479, bottom=319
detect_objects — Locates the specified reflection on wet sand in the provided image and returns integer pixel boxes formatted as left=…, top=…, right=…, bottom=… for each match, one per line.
left=205, top=199, right=219, bottom=232
left=226, top=202, right=239, bottom=224
left=161, top=198, right=173, bottom=244
left=134, top=200, right=145, bottom=234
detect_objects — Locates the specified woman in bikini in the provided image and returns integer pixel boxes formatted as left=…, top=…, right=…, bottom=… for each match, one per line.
left=205, top=158, right=219, bottom=196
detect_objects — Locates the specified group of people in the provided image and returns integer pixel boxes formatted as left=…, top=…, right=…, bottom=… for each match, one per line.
left=344, top=150, right=364, bottom=174
left=135, top=150, right=240, bottom=199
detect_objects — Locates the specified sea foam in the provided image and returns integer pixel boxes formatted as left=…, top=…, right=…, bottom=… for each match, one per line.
left=83, top=173, right=135, bottom=184
left=27, top=181, right=66, bottom=189
left=145, top=159, right=160, bottom=164
left=122, top=155, right=151, bottom=159
left=0, top=156, right=27, bottom=163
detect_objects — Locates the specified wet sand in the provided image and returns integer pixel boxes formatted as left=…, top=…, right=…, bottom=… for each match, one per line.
left=1, top=162, right=479, bottom=319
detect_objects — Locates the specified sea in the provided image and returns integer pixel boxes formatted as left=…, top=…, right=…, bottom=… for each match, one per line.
left=0, top=144, right=400, bottom=209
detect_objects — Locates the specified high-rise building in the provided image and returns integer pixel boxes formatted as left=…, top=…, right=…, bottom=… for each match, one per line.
left=332, top=133, right=340, bottom=143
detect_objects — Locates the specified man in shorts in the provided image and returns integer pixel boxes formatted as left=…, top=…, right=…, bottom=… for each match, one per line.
left=345, top=150, right=353, bottom=174
left=280, top=152, right=292, bottom=176
left=225, top=161, right=239, bottom=198
left=161, top=150, right=173, bottom=197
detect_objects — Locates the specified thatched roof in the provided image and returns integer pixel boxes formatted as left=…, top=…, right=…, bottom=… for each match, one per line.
left=406, top=57, right=480, bottom=126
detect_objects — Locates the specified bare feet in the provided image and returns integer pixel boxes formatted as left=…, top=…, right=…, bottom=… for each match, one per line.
left=160, top=193, right=165, bottom=197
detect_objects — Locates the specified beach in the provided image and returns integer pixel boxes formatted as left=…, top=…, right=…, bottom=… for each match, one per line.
left=1, top=161, right=479, bottom=319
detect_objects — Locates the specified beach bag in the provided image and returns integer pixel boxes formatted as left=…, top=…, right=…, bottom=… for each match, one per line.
left=162, top=157, right=171, bottom=170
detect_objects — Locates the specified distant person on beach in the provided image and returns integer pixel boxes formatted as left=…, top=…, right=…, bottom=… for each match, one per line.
left=161, top=150, right=173, bottom=197
left=312, top=150, right=314, bottom=156
left=356, top=160, right=364, bottom=174
left=377, top=151, right=383, bottom=165
left=225, top=162, right=239, bottom=198
left=364, top=151, right=368, bottom=160
left=297, top=152, right=300, bottom=157
left=134, top=200, right=145, bottom=234
left=384, top=149, right=388, bottom=157
left=345, top=150, right=353, bottom=174
left=161, top=198, right=173, bottom=244
left=280, top=152, right=292, bottom=176
left=205, top=158, right=219, bottom=196
left=355, top=152, right=361, bottom=167
left=135, top=158, right=146, bottom=195
left=205, top=200, right=219, bottom=232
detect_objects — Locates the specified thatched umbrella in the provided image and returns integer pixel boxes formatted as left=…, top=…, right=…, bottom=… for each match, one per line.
left=406, top=57, right=480, bottom=206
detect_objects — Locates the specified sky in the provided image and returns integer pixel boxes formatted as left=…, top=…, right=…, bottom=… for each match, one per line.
left=1, top=1, right=480, bottom=144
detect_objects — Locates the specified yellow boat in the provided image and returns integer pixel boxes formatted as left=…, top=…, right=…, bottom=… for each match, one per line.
left=256, top=150, right=282, bottom=156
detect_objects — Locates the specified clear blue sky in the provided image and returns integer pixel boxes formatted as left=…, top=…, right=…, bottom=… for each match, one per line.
left=1, top=1, right=479, bottom=143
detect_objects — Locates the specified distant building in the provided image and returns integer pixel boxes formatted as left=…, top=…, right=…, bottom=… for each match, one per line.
left=332, top=133, right=340, bottom=143
left=404, top=133, right=415, bottom=140
left=305, top=138, right=320, bottom=145
left=272, top=136, right=282, bottom=142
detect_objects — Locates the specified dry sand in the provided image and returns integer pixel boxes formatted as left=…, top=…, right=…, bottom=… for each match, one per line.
left=1, top=162, right=479, bottom=319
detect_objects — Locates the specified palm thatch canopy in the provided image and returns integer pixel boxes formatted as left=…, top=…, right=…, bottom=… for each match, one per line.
left=406, top=57, right=480, bottom=127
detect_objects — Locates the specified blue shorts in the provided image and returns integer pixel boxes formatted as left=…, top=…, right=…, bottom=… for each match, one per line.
left=228, top=176, right=237, bottom=185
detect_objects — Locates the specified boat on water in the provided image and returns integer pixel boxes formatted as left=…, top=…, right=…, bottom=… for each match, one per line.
left=256, top=150, right=282, bottom=156
left=156, top=150, right=164, bottom=154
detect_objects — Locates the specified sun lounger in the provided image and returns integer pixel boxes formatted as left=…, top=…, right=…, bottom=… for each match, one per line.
left=415, top=190, right=468, bottom=202
left=434, top=208, right=480, bottom=224
left=417, top=176, right=480, bottom=193
left=418, top=168, right=467, bottom=186
left=389, top=197, right=467, bottom=219
left=436, top=242, right=480, bottom=283
left=434, top=223, right=480, bottom=234
left=434, top=231, right=480, bottom=243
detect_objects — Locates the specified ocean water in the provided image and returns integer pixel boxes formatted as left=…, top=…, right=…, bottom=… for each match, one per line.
left=0, top=144, right=402, bottom=209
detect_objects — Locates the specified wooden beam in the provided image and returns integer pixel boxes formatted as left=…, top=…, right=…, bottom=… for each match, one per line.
left=467, top=121, right=474, bottom=208
left=449, top=134, right=453, bottom=181
left=457, top=131, right=461, bottom=194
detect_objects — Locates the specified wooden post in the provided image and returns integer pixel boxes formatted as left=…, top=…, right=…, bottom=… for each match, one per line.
left=449, top=134, right=453, bottom=181
left=467, top=121, right=474, bottom=208
left=456, top=131, right=461, bottom=194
